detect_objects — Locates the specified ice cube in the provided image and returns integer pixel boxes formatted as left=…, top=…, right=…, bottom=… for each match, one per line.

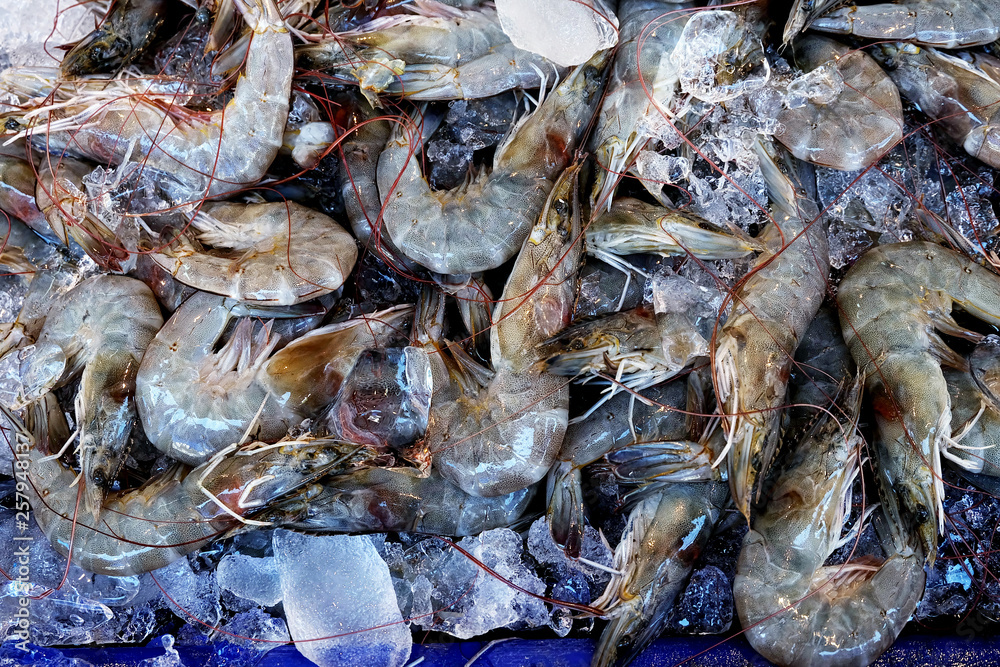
left=138, top=634, right=182, bottom=667
left=396, top=528, right=549, bottom=639
left=496, top=0, right=618, bottom=67
left=217, top=554, right=282, bottom=608
left=672, top=11, right=769, bottom=103
left=153, top=556, right=221, bottom=633
left=274, top=530, right=411, bottom=667
left=0, top=0, right=93, bottom=71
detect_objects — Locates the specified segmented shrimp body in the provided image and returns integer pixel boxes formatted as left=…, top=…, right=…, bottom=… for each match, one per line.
left=267, top=468, right=534, bottom=536
left=149, top=201, right=358, bottom=306
left=427, top=165, right=583, bottom=497
left=13, top=396, right=370, bottom=577
left=773, top=36, right=903, bottom=171
left=135, top=292, right=301, bottom=465
left=812, top=0, right=1000, bottom=49
left=19, top=275, right=163, bottom=519
left=715, top=138, right=829, bottom=520
left=734, top=383, right=926, bottom=667
left=878, top=44, right=1000, bottom=169
left=298, top=0, right=559, bottom=101
left=377, top=52, right=608, bottom=274
left=838, top=241, right=1000, bottom=562
left=29, top=0, right=292, bottom=204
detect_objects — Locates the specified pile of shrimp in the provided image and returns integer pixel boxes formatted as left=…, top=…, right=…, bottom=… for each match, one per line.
left=3, top=0, right=1000, bottom=665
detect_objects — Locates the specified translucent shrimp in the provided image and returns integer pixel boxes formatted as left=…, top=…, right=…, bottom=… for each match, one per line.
left=838, top=241, right=1000, bottom=562
left=297, top=0, right=559, bottom=101
left=545, top=375, right=712, bottom=557
left=135, top=292, right=308, bottom=466
left=376, top=51, right=608, bottom=274
left=811, top=0, right=1000, bottom=49
left=261, top=304, right=414, bottom=418
left=773, top=36, right=903, bottom=171
left=8, top=398, right=373, bottom=577
left=427, top=164, right=583, bottom=497
left=715, top=137, right=829, bottom=521
left=148, top=200, right=358, bottom=305
left=336, top=96, right=392, bottom=249
left=943, top=363, right=1000, bottom=478
left=876, top=44, right=1000, bottom=170
left=588, top=0, right=691, bottom=210
left=18, top=275, right=163, bottom=519
left=734, top=383, right=926, bottom=667
left=264, top=468, right=533, bottom=536
left=584, top=197, right=759, bottom=275
left=22, top=0, right=292, bottom=204
left=593, top=481, right=729, bottom=667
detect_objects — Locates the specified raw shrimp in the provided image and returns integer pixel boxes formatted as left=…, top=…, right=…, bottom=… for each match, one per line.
left=265, top=468, right=533, bottom=536
left=298, top=0, right=559, bottom=101
left=715, top=137, right=829, bottom=521
left=376, top=51, right=608, bottom=274
left=427, top=164, right=583, bottom=497
left=135, top=292, right=307, bottom=465
left=773, top=36, right=903, bottom=171
left=876, top=44, right=1000, bottom=169
left=837, top=241, right=1000, bottom=563
left=546, top=375, right=711, bottom=556
left=35, top=156, right=125, bottom=270
left=148, top=200, right=358, bottom=305
left=588, top=0, right=690, bottom=210
left=811, top=0, right=1000, bottom=49
left=18, top=275, right=163, bottom=518
left=261, top=304, right=414, bottom=418
left=8, top=397, right=373, bottom=577
left=734, top=383, right=926, bottom=667
left=593, top=481, right=728, bottom=667
left=0, top=155, right=52, bottom=242
left=433, top=272, right=494, bottom=358
left=584, top=197, right=758, bottom=274
left=24, top=0, right=292, bottom=203
left=61, top=0, right=169, bottom=76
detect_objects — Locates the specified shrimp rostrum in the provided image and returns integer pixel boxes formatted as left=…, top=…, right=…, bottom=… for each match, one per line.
left=7, top=397, right=375, bottom=578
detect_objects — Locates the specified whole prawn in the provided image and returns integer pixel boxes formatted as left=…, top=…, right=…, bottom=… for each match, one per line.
left=838, top=241, right=1000, bottom=562
left=19, top=275, right=163, bottom=519
left=21, top=0, right=292, bottom=204
left=376, top=52, right=608, bottom=274
left=427, top=164, right=584, bottom=497
left=715, top=138, right=829, bottom=520
left=7, top=397, right=373, bottom=577
left=734, top=382, right=926, bottom=667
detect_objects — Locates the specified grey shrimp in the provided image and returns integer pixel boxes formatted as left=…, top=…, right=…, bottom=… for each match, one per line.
left=838, top=241, right=1000, bottom=563
left=376, top=52, right=608, bottom=274
left=19, top=275, right=163, bottom=519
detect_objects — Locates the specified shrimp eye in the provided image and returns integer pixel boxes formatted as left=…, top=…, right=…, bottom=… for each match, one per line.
left=195, top=7, right=211, bottom=23
left=5, top=119, right=19, bottom=131
left=554, top=199, right=569, bottom=216
left=915, top=505, right=929, bottom=523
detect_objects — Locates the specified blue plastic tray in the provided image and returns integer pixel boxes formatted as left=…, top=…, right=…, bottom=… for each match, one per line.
left=10, top=634, right=1000, bottom=666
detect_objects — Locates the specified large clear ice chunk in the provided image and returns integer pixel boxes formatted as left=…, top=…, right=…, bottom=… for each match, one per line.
left=274, top=530, right=411, bottom=667
left=496, top=0, right=618, bottom=67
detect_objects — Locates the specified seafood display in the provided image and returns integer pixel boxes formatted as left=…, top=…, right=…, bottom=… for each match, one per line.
left=6, top=0, right=1000, bottom=666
